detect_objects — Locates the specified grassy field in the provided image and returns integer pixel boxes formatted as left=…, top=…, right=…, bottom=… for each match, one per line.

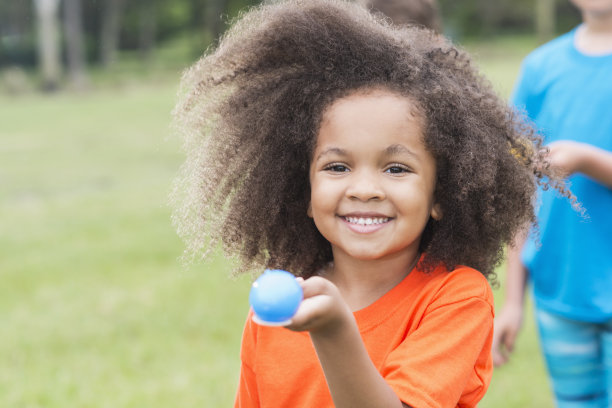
left=1, top=35, right=553, bottom=407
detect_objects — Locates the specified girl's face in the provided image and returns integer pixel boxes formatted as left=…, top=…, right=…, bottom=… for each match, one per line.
left=308, top=89, right=441, bottom=263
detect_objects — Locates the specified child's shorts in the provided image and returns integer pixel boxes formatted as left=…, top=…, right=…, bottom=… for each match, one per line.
left=535, top=308, right=612, bottom=408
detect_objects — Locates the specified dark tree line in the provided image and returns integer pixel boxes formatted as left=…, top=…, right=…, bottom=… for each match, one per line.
left=0, top=0, right=257, bottom=90
left=0, top=0, right=581, bottom=91
left=438, top=0, right=580, bottom=40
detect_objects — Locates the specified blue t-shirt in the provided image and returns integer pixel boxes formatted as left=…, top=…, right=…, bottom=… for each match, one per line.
left=512, top=27, right=612, bottom=323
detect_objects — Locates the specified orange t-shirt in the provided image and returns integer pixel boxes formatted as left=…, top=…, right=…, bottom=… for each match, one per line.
left=235, top=264, right=494, bottom=408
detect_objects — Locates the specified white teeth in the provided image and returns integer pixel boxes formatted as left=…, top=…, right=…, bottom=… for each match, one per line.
left=345, top=217, right=389, bottom=225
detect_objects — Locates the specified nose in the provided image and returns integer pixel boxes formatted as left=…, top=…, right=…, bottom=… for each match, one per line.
left=345, top=170, right=385, bottom=201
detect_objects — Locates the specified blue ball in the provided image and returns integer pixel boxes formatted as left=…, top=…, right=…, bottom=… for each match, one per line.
left=249, top=269, right=303, bottom=325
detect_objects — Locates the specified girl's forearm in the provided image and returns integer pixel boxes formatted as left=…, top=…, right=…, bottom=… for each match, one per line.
left=309, top=316, right=406, bottom=408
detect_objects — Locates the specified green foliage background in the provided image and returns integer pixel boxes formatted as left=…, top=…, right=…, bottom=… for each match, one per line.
left=0, top=0, right=581, bottom=68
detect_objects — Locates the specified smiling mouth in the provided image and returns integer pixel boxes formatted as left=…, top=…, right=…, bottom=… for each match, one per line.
left=342, top=216, right=390, bottom=225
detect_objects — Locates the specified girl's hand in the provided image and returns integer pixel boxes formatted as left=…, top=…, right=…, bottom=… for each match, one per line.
left=285, top=277, right=353, bottom=336
left=286, top=277, right=406, bottom=408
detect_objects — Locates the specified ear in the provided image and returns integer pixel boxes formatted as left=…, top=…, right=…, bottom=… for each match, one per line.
left=307, top=202, right=313, bottom=218
left=430, top=203, right=442, bottom=221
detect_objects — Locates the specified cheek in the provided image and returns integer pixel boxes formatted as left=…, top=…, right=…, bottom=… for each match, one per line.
left=309, top=183, right=331, bottom=215
left=308, top=180, right=341, bottom=231
left=396, top=182, right=436, bottom=218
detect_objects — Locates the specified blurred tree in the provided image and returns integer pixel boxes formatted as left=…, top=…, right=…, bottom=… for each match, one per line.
left=188, top=0, right=229, bottom=56
left=33, top=0, right=62, bottom=90
left=536, top=0, right=555, bottom=43
left=189, top=0, right=205, bottom=55
left=99, top=0, right=125, bottom=66
left=138, top=0, right=157, bottom=59
left=439, top=0, right=533, bottom=37
left=358, top=0, right=442, bottom=32
left=438, top=0, right=579, bottom=38
left=63, top=0, right=89, bottom=89
left=207, top=0, right=229, bottom=44
left=1, top=0, right=582, bottom=85
left=558, top=0, right=582, bottom=32
left=0, top=1, right=35, bottom=66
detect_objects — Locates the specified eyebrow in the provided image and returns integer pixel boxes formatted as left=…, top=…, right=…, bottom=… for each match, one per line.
left=314, top=147, right=348, bottom=162
left=315, top=144, right=419, bottom=162
left=385, top=144, right=419, bottom=160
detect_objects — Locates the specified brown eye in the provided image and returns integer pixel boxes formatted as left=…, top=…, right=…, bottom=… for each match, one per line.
left=385, top=165, right=410, bottom=174
left=325, top=164, right=349, bottom=172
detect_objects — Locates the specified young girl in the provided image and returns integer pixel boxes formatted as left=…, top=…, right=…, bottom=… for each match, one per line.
left=172, top=1, right=570, bottom=406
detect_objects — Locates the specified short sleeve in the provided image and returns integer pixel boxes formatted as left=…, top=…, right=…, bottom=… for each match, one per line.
left=511, top=60, right=531, bottom=110
left=234, top=310, right=260, bottom=408
left=381, top=270, right=494, bottom=408
left=511, top=54, right=545, bottom=121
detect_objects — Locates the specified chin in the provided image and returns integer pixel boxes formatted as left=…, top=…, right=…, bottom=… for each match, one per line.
left=345, top=248, right=394, bottom=261
left=351, top=254, right=384, bottom=261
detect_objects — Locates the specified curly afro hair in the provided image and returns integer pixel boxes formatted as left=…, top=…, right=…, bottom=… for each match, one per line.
left=172, top=0, right=570, bottom=282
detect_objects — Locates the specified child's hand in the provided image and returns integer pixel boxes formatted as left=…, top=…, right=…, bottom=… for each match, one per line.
left=286, top=277, right=406, bottom=408
left=285, top=277, right=353, bottom=336
left=546, top=140, right=586, bottom=178
left=491, top=303, right=524, bottom=366
left=546, top=140, right=612, bottom=188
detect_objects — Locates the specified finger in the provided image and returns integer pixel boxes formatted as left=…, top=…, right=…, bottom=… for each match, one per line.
left=491, top=333, right=505, bottom=366
left=285, top=295, right=332, bottom=331
left=503, top=330, right=517, bottom=353
left=492, top=350, right=507, bottom=367
left=300, top=276, right=335, bottom=299
left=492, top=335, right=509, bottom=367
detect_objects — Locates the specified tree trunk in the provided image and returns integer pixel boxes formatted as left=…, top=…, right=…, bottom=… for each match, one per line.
left=190, top=0, right=207, bottom=56
left=99, top=0, right=124, bottom=67
left=206, top=0, right=228, bottom=45
left=139, top=0, right=157, bottom=59
left=34, top=0, right=62, bottom=91
left=63, top=0, right=88, bottom=90
left=536, top=0, right=556, bottom=44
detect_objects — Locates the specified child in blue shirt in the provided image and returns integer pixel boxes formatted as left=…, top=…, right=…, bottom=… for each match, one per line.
left=493, top=0, right=612, bottom=406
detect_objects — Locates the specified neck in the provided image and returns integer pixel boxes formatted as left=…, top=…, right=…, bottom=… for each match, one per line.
left=326, top=249, right=420, bottom=312
left=582, top=6, right=612, bottom=31
left=576, top=15, right=612, bottom=55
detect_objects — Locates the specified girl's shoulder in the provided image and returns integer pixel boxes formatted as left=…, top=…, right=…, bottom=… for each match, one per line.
left=417, top=264, right=493, bottom=308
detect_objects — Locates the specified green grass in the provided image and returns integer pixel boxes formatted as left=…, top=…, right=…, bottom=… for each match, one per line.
left=1, top=35, right=552, bottom=407
left=0, top=80, right=252, bottom=407
left=463, top=34, right=540, bottom=99
left=480, top=288, right=552, bottom=407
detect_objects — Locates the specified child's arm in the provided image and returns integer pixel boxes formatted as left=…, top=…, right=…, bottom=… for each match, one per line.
left=287, top=277, right=409, bottom=408
left=547, top=141, right=612, bottom=189
left=491, top=234, right=528, bottom=366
